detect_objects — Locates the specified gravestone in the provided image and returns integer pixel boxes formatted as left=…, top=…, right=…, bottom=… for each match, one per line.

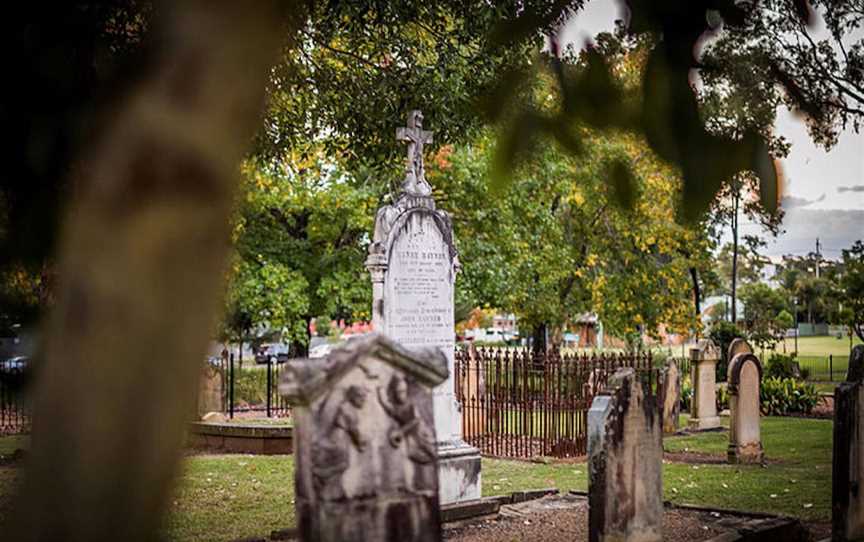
left=727, top=350, right=763, bottom=464
left=366, top=110, right=481, bottom=504
left=197, top=361, right=225, bottom=418
left=833, top=345, right=864, bottom=542
left=727, top=338, right=752, bottom=362
left=688, top=339, right=721, bottom=431
left=659, top=359, right=681, bottom=434
left=588, top=368, right=663, bottom=542
left=280, top=334, right=448, bottom=542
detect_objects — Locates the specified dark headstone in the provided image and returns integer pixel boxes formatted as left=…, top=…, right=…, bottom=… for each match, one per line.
left=833, top=345, right=864, bottom=541
left=280, top=334, right=448, bottom=542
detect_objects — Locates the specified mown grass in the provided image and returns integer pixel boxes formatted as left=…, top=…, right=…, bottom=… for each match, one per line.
left=0, top=414, right=834, bottom=540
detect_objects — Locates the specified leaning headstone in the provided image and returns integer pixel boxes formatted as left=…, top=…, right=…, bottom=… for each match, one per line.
left=366, top=110, right=481, bottom=504
left=280, top=334, right=448, bottom=542
left=688, top=339, right=722, bottom=431
left=588, top=368, right=663, bottom=542
left=727, top=352, right=763, bottom=464
left=833, top=345, right=864, bottom=542
left=659, top=359, right=681, bottom=434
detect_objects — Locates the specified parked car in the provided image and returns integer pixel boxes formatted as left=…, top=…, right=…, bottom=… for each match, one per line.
left=0, top=356, right=29, bottom=374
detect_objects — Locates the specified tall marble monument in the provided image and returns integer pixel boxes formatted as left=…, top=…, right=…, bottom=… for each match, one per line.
left=366, top=110, right=481, bottom=504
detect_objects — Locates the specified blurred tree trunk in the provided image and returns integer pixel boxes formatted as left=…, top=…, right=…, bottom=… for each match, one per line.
left=7, top=2, right=289, bottom=540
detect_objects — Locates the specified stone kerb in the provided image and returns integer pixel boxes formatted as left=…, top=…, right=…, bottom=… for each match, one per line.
left=659, top=359, right=681, bottom=434
left=727, top=352, right=763, bottom=464
left=832, top=345, right=864, bottom=542
left=280, top=333, right=448, bottom=542
left=588, top=368, right=663, bottom=542
left=688, top=339, right=721, bottom=431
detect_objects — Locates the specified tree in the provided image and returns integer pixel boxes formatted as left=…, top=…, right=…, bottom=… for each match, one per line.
left=739, top=282, right=790, bottom=352
left=701, top=0, right=864, bottom=150
left=224, top=154, right=379, bottom=357
left=840, top=240, right=864, bottom=341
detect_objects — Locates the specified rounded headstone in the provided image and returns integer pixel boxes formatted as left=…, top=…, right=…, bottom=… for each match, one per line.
left=727, top=338, right=752, bottom=362
left=847, top=345, right=864, bottom=383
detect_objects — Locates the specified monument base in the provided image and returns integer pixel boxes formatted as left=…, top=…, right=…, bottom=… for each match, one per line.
left=688, top=416, right=721, bottom=431
left=728, top=443, right=764, bottom=464
left=437, top=439, right=482, bottom=505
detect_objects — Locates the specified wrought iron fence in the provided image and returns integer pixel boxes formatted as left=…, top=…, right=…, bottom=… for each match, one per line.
left=224, top=354, right=291, bottom=419
left=454, top=347, right=655, bottom=459
left=796, top=354, right=850, bottom=382
left=0, top=358, right=31, bottom=434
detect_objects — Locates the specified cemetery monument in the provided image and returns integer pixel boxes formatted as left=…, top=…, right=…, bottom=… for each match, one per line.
left=280, top=334, right=447, bottom=542
left=726, top=340, right=763, bottom=464
left=833, top=345, right=864, bottom=542
left=687, top=339, right=721, bottom=431
left=366, top=110, right=481, bottom=504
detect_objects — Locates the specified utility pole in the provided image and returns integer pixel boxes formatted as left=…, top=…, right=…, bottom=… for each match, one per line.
left=815, top=237, right=822, bottom=278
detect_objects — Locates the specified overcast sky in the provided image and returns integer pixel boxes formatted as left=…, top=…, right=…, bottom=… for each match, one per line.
left=560, top=1, right=863, bottom=261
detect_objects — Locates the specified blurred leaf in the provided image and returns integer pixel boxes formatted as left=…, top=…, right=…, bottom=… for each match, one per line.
left=489, top=0, right=579, bottom=46
left=490, top=110, right=543, bottom=193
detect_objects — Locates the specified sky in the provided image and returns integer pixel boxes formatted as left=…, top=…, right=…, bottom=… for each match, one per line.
left=560, top=0, right=863, bottom=261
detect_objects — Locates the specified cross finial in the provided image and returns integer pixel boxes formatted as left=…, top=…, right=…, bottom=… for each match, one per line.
left=396, top=110, right=434, bottom=197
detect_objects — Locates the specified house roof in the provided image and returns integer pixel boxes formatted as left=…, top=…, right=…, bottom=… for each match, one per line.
left=278, top=333, right=448, bottom=406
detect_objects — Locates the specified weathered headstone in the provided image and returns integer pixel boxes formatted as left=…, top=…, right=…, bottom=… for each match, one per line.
left=659, top=359, right=681, bottom=434
left=280, top=334, right=448, bottom=542
left=833, top=345, right=864, bottom=542
left=366, top=110, right=481, bottom=504
left=727, top=337, right=752, bottom=362
left=197, top=361, right=225, bottom=418
left=727, top=350, right=763, bottom=464
left=688, top=339, right=722, bottom=431
left=588, top=368, right=663, bottom=542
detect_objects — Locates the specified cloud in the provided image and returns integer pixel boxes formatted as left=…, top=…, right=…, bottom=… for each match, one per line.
left=765, top=208, right=864, bottom=258
left=838, top=185, right=864, bottom=193
left=780, top=193, right=826, bottom=209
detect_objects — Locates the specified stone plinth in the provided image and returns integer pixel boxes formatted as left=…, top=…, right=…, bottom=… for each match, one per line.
left=588, top=368, right=663, bottom=542
left=659, top=359, right=681, bottom=434
left=833, top=345, right=864, bottom=542
left=280, top=334, right=448, bottom=542
left=688, top=339, right=721, bottom=431
left=366, top=110, right=480, bottom=504
left=727, top=351, right=763, bottom=464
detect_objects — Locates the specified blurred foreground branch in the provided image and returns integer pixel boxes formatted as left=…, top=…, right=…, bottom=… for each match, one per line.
left=7, top=2, right=286, bottom=540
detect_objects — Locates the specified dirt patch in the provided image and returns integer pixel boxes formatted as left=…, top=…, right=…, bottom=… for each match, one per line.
left=445, top=494, right=725, bottom=542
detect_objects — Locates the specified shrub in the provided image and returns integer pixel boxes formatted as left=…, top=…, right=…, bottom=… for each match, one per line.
left=709, top=321, right=745, bottom=381
left=765, top=353, right=801, bottom=380
left=759, top=377, right=819, bottom=416
left=681, top=375, right=692, bottom=411
left=716, top=383, right=729, bottom=412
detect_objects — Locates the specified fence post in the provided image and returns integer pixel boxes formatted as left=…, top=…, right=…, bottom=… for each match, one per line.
left=266, top=356, right=273, bottom=418
left=830, top=354, right=834, bottom=382
left=229, top=352, right=235, bottom=419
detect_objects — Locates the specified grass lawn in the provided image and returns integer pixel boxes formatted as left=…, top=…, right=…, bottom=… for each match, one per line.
left=777, top=335, right=861, bottom=357
left=0, top=414, right=834, bottom=540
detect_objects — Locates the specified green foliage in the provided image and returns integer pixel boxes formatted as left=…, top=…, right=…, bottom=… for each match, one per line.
left=739, top=282, right=789, bottom=352
left=760, top=377, right=819, bottom=416
left=222, top=156, right=378, bottom=349
left=840, top=240, right=864, bottom=341
left=709, top=320, right=745, bottom=378
left=765, top=352, right=800, bottom=380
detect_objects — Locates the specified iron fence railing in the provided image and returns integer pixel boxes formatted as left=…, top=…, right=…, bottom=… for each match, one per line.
left=0, top=359, right=31, bottom=434
left=454, top=346, right=656, bottom=459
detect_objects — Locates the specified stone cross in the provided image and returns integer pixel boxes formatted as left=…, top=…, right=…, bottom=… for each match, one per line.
left=367, top=110, right=481, bottom=505
left=687, top=339, right=721, bottom=431
left=833, top=345, right=864, bottom=541
left=727, top=340, right=763, bottom=464
left=588, top=368, right=663, bottom=542
left=280, top=334, right=448, bottom=542
left=396, top=110, right=434, bottom=197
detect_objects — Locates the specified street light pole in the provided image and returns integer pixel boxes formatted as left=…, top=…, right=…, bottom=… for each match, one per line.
left=793, top=296, right=799, bottom=357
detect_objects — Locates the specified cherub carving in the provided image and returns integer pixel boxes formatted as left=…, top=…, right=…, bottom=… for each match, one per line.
left=311, top=385, right=368, bottom=501
left=377, top=375, right=435, bottom=464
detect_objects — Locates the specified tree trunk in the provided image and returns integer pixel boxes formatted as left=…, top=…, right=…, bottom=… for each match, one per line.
left=689, top=266, right=701, bottom=319
left=531, top=323, right=548, bottom=355
left=731, top=188, right=740, bottom=325
left=8, top=3, right=287, bottom=540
